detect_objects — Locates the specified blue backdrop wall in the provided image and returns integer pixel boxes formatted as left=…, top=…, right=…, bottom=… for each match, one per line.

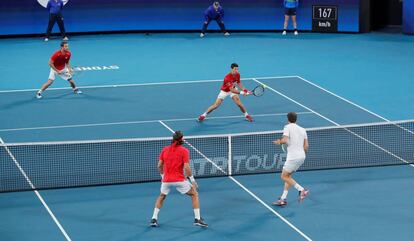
left=0, top=0, right=360, bottom=35
left=403, top=0, right=414, bottom=34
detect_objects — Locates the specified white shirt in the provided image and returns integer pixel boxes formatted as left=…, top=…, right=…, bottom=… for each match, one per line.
left=283, top=123, right=307, bottom=160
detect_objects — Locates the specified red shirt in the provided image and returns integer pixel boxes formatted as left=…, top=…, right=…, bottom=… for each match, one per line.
left=221, top=72, right=241, bottom=92
left=50, top=50, right=71, bottom=71
left=159, top=144, right=190, bottom=182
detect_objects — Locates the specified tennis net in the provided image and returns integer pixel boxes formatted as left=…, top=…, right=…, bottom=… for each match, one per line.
left=1, top=120, right=413, bottom=192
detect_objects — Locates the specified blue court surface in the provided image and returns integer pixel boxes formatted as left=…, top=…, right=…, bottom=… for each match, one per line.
left=1, top=33, right=414, bottom=241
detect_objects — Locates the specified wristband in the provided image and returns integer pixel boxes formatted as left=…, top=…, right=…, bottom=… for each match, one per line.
left=189, top=176, right=196, bottom=183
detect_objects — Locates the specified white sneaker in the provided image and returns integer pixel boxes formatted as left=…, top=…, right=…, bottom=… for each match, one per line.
left=294, top=31, right=299, bottom=35
left=74, top=89, right=82, bottom=94
left=44, top=38, right=49, bottom=42
left=36, top=92, right=42, bottom=99
left=200, top=33, right=205, bottom=38
left=63, top=36, right=69, bottom=41
left=282, top=31, right=287, bottom=35
left=224, top=32, right=230, bottom=36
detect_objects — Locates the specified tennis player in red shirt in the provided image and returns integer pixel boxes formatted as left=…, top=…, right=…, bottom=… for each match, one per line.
left=150, top=131, right=208, bottom=228
left=36, top=41, right=82, bottom=99
left=198, top=63, right=253, bottom=122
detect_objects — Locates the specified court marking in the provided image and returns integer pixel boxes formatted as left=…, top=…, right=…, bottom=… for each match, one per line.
left=0, top=137, right=72, bottom=241
left=294, top=76, right=414, bottom=135
left=0, top=75, right=298, bottom=93
left=0, top=112, right=313, bottom=132
left=158, top=120, right=313, bottom=241
left=253, top=78, right=414, bottom=167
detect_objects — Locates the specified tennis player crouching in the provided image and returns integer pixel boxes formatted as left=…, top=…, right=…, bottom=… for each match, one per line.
left=36, top=41, right=82, bottom=99
left=198, top=63, right=253, bottom=122
left=273, top=112, right=309, bottom=206
left=150, top=131, right=208, bottom=228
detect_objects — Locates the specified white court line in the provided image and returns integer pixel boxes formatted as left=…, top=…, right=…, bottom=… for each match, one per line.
left=0, top=137, right=72, bottom=241
left=253, top=78, right=413, bottom=167
left=293, top=75, right=414, bottom=136
left=158, top=120, right=313, bottom=241
left=0, top=112, right=313, bottom=132
left=0, top=75, right=298, bottom=93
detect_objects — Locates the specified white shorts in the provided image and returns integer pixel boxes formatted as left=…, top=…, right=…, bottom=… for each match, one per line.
left=217, top=90, right=237, bottom=100
left=48, top=67, right=72, bottom=81
left=160, top=181, right=192, bottom=195
left=283, top=158, right=305, bottom=173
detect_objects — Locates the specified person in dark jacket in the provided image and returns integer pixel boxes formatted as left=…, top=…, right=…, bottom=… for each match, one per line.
left=200, top=2, right=230, bottom=37
left=45, top=0, right=68, bottom=41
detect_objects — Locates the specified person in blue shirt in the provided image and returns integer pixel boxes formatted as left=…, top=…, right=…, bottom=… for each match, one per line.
left=200, top=2, right=230, bottom=37
left=45, top=0, right=68, bottom=42
left=282, top=0, right=299, bottom=35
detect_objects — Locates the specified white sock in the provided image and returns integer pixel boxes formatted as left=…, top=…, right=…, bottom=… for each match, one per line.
left=294, top=183, right=304, bottom=192
left=202, top=113, right=207, bottom=117
left=152, top=208, right=160, bottom=219
left=281, top=190, right=288, bottom=200
left=244, top=112, right=249, bottom=117
left=194, top=209, right=201, bottom=219
left=37, top=90, right=43, bottom=94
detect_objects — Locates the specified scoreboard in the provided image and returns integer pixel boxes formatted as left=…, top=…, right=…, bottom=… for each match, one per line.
left=312, top=6, right=338, bottom=32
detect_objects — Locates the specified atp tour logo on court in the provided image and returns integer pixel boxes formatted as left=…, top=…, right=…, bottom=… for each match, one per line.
left=37, top=0, right=69, bottom=8
left=190, top=153, right=286, bottom=176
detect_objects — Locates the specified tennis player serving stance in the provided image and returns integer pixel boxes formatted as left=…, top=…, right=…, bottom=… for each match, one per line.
left=36, top=41, right=82, bottom=99
left=273, top=112, right=309, bottom=206
left=198, top=63, right=253, bottom=122
left=150, top=131, right=208, bottom=228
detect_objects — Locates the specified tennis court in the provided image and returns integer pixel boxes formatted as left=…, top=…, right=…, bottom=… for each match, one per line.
left=1, top=64, right=414, bottom=241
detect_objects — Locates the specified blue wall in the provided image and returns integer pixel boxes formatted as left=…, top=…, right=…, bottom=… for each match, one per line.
left=403, top=0, right=414, bottom=34
left=0, top=0, right=359, bottom=35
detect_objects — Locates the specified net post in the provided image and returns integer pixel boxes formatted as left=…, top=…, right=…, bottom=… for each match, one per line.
left=228, top=135, right=232, bottom=176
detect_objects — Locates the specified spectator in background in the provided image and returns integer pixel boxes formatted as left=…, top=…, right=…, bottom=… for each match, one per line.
left=200, top=1, right=230, bottom=38
left=282, top=0, right=299, bottom=35
left=45, top=0, right=68, bottom=41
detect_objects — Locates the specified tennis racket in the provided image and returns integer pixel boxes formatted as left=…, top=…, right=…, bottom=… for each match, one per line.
left=69, top=66, right=84, bottom=77
left=250, top=84, right=266, bottom=97
left=61, top=66, right=83, bottom=79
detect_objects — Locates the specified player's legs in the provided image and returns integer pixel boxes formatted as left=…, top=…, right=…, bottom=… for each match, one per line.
left=58, top=68, right=82, bottom=94
left=186, top=186, right=200, bottom=209
left=206, top=98, right=223, bottom=114
left=68, top=78, right=82, bottom=94
left=215, top=18, right=229, bottom=35
left=198, top=98, right=223, bottom=121
left=186, top=186, right=208, bottom=227
left=56, top=13, right=67, bottom=39
left=280, top=158, right=308, bottom=202
left=155, top=193, right=167, bottom=209
left=45, top=14, right=57, bottom=39
left=231, top=95, right=253, bottom=122
left=149, top=193, right=166, bottom=227
left=281, top=170, right=298, bottom=190
left=150, top=182, right=171, bottom=227
left=283, top=15, right=290, bottom=34
left=37, top=69, right=56, bottom=98
left=292, top=15, right=298, bottom=35
left=201, top=18, right=212, bottom=35
left=39, top=79, right=54, bottom=93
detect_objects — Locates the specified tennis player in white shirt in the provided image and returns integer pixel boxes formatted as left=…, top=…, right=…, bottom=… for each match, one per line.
left=273, top=112, right=309, bottom=206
